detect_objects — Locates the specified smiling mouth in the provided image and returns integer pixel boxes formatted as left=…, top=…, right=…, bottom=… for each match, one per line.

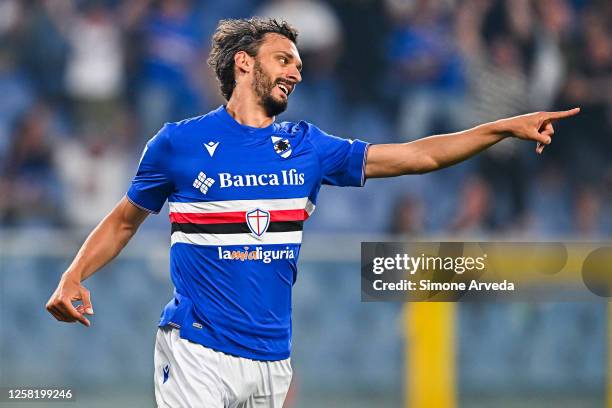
left=276, top=82, right=293, bottom=96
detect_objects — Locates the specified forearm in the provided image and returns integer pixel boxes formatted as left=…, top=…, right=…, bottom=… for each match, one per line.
left=63, top=197, right=147, bottom=282
left=408, top=121, right=508, bottom=172
left=367, top=121, right=507, bottom=177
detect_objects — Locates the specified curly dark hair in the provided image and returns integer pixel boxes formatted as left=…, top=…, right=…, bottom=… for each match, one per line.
left=207, top=18, right=299, bottom=101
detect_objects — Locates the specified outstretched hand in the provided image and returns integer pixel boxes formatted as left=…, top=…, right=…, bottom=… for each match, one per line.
left=503, top=108, right=580, bottom=154
left=46, top=276, right=94, bottom=327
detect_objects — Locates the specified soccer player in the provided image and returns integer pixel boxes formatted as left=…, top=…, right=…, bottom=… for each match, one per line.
left=46, top=18, right=579, bottom=407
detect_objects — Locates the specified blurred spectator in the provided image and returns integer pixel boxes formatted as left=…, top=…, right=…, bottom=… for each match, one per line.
left=450, top=176, right=493, bottom=236
left=328, top=0, right=388, bottom=104
left=0, top=103, right=64, bottom=227
left=0, top=38, right=33, bottom=157
left=0, top=0, right=21, bottom=36
left=17, top=0, right=70, bottom=105
left=457, top=0, right=529, bottom=125
left=54, top=115, right=132, bottom=228
left=63, top=1, right=125, bottom=135
left=137, top=0, right=208, bottom=137
left=385, top=0, right=466, bottom=140
left=556, top=6, right=612, bottom=184
left=573, top=187, right=602, bottom=238
left=526, top=163, right=573, bottom=237
left=528, top=0, right=572, bottom=110
left=388, top=194, right=424, bottom=236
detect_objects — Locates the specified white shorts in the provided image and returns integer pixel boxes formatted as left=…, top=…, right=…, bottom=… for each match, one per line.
left=154, top=327, right=292, bottom=408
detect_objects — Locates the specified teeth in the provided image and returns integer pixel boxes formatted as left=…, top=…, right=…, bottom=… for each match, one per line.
left=278, top=84, right=288, bottom=95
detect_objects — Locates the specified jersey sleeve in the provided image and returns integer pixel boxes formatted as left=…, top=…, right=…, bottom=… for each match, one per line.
left=126, top=124, right=174, bottom=214
left=306, top=123, right=370, bottom=187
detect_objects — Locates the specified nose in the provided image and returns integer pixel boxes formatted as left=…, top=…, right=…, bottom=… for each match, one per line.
left=288, top=65, right=302, bottom=84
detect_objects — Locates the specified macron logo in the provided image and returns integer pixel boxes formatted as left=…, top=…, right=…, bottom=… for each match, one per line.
left=204, top=141, right=219, bottom=157
left=163, top=365, right=170, bottom=384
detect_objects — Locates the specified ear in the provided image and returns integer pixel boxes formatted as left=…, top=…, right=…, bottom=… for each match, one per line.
left=234, top=51, right=253, bottom=75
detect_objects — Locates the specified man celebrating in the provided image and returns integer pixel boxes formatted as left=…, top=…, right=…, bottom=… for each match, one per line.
left=46, top=18, right=579, bottom=407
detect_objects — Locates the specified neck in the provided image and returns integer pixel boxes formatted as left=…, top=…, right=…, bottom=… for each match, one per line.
left=226, top=87, right=274, bottom=128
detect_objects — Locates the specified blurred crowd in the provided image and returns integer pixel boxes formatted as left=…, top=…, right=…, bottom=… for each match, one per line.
left=0, top=0, right=610, bottom=237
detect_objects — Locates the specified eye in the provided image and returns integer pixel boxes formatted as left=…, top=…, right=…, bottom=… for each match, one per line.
left=279, top=56, right=288, bottom=64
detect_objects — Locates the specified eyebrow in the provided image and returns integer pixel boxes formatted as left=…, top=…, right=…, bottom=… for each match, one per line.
left=275, top=51, right=303, bottom=72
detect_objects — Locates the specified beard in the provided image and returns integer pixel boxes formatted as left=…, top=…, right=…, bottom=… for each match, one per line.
left=252, top=60, right=288, bottom=117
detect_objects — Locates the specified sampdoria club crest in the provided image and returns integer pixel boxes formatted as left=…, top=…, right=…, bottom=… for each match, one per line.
left=271, top=136, right=292, bottom=158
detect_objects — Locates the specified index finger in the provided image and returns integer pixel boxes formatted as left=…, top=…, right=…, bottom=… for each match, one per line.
left=544, top=107, right=580, bottom=120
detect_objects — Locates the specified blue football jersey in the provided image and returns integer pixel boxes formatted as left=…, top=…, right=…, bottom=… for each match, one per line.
left=127, top=106, right=369, bottom=360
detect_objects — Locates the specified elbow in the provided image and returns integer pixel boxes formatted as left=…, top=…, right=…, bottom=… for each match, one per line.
left=118, top=219, right=140, bottom=239
left=109, top=221, right=138, bottom=253
left=107, top=213, right=140, bottom=246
